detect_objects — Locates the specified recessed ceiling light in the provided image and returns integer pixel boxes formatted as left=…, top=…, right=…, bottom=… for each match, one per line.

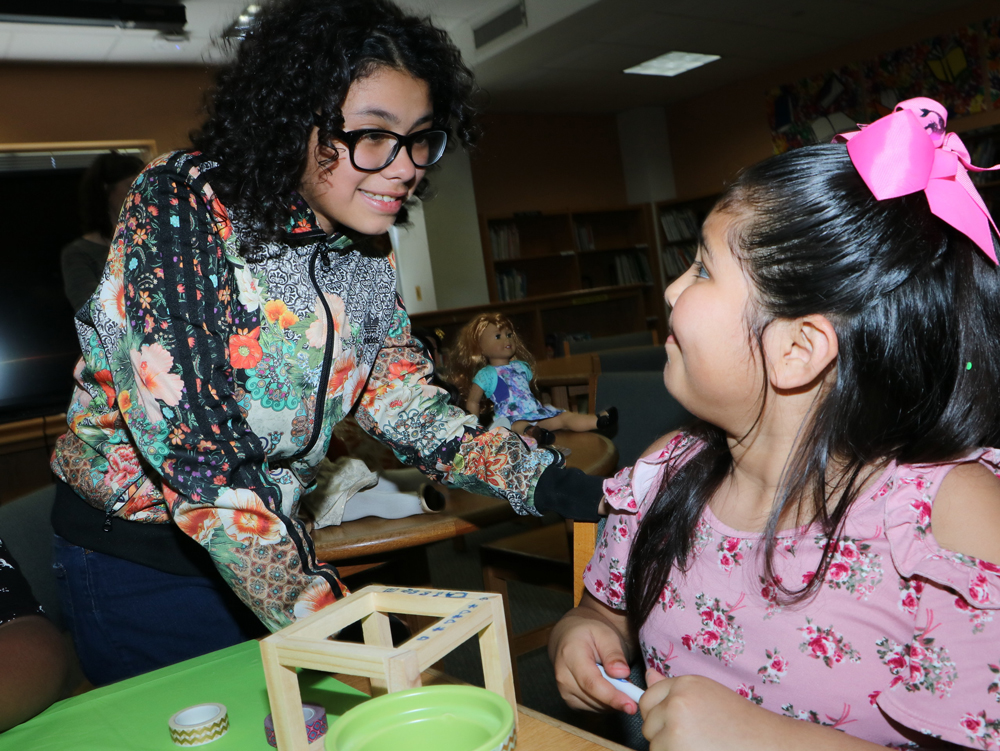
left=624, top=51, right=720, bottom=77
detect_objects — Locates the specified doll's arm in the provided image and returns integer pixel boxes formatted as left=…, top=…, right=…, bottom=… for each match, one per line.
left=466, top=383, right=485, bottom=416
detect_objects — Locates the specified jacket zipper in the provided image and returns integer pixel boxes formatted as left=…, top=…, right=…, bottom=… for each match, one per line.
left=294, top=247, right=336, bottom=461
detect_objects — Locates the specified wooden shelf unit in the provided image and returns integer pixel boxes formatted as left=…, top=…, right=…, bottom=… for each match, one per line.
left=411, top=285, right=648, bottom=361
left=478, top=205, right=666, bottom=346
left=654, top=194, right=719, bottom=285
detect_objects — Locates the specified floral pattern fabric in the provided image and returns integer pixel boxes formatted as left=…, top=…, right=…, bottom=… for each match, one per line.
left=584, top=433, right=1000, bottom=749
left=51, top=151, right=557, bottom=633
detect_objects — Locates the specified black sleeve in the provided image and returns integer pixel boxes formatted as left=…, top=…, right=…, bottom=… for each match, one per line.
left=0, top=538, right=43, bottom=626
left=532, top=465, right=605, bottom=522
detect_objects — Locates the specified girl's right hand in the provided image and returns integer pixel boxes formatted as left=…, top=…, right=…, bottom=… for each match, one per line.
left=549, top=598, right=639, bottom=715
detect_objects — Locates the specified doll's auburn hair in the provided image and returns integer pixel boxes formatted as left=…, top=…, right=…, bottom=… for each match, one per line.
left=450, top=312, right=534, bottom=401
left=190, top=0, right=482, bottom=258
left=625, top=143, right=1000, bottom=637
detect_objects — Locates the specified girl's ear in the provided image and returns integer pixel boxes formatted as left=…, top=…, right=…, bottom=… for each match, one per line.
left=766, top=314, right=838, bottom=391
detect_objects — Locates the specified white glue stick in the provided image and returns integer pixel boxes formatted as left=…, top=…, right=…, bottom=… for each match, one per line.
left=596, top=663, right=645, bottom=704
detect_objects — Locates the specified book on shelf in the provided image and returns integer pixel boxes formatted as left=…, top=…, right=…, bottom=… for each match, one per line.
left=496, top=268, right=527, bottom=301
left=612, top=250, right=654, bottom=286
left=489, top=222, right=520, bottom=260
left=659, top=207, right=699, bottom=242
left=575, top=222, right=595, bottom=251
left=660, top=243, right=696, bottom=279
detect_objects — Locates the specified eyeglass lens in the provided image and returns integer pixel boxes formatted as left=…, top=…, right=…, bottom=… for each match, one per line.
left=353, top=131, right=446, bottom=170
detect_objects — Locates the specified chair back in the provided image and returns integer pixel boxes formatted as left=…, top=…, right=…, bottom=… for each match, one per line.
left=0, top=485, right=61, bottom=627
left=592, top=371, right=692, bottom=470
left=596, top=345, right=666, bottom=373
left=564, top=330, right=656, bottom=356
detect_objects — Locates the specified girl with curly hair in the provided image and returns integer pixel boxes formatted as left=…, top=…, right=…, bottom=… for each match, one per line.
left=50, top=0, right=603, bottom=687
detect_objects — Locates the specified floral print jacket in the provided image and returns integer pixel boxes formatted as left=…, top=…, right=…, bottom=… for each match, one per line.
left=51, top=151, right=555, bottom=632
left=587, top=433, right=1000, bottom=749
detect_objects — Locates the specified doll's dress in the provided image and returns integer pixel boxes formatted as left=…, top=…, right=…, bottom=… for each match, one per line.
left=473, top=361, right=562, bottom=422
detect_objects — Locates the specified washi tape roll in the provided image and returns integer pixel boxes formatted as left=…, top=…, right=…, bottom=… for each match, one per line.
left=168, top=703, right=230, bottom=747
left=264, top=703, right=328, bottom=747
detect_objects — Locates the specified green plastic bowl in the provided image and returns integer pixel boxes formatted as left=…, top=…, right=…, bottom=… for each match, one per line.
left=325, top=685, right=515, bottom=751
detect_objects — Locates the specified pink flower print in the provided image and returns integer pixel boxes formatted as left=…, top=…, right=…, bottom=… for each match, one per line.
left=693, top=517, right=713, bottom=554
left=642, top=642, right=676, bottom=677
left=717, top=536, right=752, bottom=573
left=875, top=614, right=957, bottom=696
left=988, top=663, right=1000, bottom=703
left=757, top=648, right=788, bottom=685
left=610, top=519, right=630, bottom=544
left=605, top=558, right=626, bottom=606
left=817, top=534, right=883, bottom=600
left=868, top=690, right=881, bottom=706
left=736, top=684, right=763, bottom=705
left=898, top=579, right=924, bottom=616
left=759, top=575, right=784, bottom=619
left=979, top=560, right=1000, bottom=575
left=954, top=594, right=994, bottom=634
left=779, top=538, right=798, bottom=557
left=658, top=580, right=685, bottom=612
left=129, top=342, right=184, bottom=422
left=959, top=711, right=1000, bottom=748
left=970, top=573, right=993, bottom=605
left=797, top=618, right=860, bottom=668
left=911, top=499, right=933, bottom=537
left=602, top=466, right=636, bottom=511
left=305, top=293, right=348, bottom=355
left=782, top=703, right=856, bottom=730
left=682, top=593, right=745, bottom=665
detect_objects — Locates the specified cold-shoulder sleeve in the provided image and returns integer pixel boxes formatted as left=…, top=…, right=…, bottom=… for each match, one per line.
left=875, top=449, right=1000, bottom=748
left=583, top=433, right=700, bottom=610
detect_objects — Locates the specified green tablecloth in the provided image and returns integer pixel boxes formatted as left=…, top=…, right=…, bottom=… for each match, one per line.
left=0, top=641, right=370, bottom=750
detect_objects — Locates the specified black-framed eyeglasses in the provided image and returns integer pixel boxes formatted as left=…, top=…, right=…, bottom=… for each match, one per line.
left=327, top=126, right=448, bottom=172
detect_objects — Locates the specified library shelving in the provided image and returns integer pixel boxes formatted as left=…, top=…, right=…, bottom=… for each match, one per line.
left=478, top=205, right=666, bottom=347
left=655, top=194, right=719, bottom=285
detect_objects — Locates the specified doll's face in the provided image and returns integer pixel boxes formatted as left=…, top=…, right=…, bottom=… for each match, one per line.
left=479, top=323, right=515, bottom=365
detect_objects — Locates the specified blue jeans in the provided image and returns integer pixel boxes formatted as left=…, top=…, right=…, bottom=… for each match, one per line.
left=52, top=535, right=265, bottom=686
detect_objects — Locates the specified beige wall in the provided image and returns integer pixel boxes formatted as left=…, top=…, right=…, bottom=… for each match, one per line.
left=469, top=111, right=628, bottom=216
left=668, top=0, right=1000, bottom=199
left=0, top=63, right=214, bottom=154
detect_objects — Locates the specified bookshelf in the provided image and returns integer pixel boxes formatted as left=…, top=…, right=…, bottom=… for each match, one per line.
left=655, top=194, right=719, bottom=285
left=479, top=205, right=666, bottom=346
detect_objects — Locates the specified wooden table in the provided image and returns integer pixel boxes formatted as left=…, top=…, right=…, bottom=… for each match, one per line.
left=312, top=431, right=617, bottom=564
left=335, top=669, right=631, bottom=751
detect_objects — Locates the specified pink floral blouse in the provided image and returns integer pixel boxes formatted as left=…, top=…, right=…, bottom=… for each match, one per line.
left=584, top=433, right=1000, bottom=749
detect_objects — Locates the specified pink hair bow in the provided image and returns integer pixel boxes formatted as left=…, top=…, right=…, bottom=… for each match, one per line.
left=834, top=97, right=1000, bottom=264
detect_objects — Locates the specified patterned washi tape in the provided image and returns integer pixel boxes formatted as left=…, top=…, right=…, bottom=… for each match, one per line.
left=168, top=703, right=230, bottom=747
left=264, top=703, right=329, bottom=747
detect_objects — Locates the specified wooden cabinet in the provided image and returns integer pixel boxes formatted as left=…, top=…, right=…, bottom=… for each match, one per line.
left=478, top=205, right=666, bottom=350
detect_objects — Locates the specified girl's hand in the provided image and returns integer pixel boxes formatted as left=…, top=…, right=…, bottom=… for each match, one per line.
left=549, top=599, right=638, bottom=715
left=640, top=670, right=776, bottom=751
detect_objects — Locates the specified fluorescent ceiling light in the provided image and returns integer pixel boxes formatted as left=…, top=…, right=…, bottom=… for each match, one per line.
left=624, top=51, right=720, bottom=77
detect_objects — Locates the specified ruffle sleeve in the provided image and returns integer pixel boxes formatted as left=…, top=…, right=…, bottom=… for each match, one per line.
left=876, top=448, right=1000, bottom=748
left=584, top=433, right=702, bottom=609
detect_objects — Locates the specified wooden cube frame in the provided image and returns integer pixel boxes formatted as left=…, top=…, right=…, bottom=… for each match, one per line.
left=260, top=585, right=517, bottom=751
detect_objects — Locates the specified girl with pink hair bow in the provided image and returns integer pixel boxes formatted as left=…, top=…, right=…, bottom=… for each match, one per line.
left=550, top=98, right=1000, bottom=751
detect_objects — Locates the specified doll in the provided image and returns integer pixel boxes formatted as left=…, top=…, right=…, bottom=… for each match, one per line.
left=451, top=313, right=616, bottom=444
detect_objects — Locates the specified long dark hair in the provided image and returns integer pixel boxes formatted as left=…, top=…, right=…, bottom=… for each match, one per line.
left=79, top=152, right=145, bottom=238
left=190, top=0, right=481, bottom=256
left=626, top=144, right=1000, bottom=636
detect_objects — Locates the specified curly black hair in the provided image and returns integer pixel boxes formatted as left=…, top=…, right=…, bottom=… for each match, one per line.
left=191, top=0, right=482, bottom=256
